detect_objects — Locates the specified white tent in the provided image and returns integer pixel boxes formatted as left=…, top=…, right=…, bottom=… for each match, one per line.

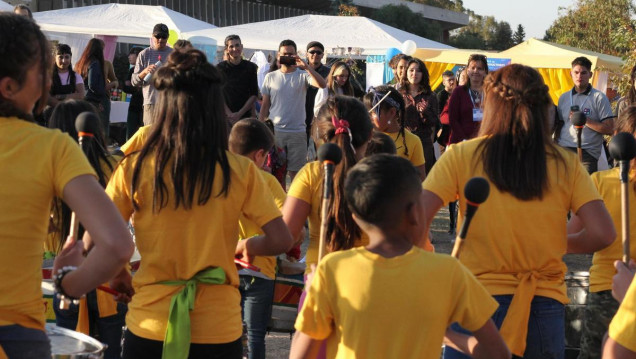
left=0, top=0, right=13, bottom=11
left=33, top=4, right=218, bottom=63
left=34, top=4, right=217, bottom=44
left=188, top=14, right=452, bottom=56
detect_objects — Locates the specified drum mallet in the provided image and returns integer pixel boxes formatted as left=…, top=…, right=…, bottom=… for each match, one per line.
left=317, top=143, right=342, bottom=261
left=67, top=112, right=101, bottom=239
left=608, top=132, right=636, bottom=265
left=572, top=111, right=587, bottom=162
left=451, top=177, right=490, bottom=259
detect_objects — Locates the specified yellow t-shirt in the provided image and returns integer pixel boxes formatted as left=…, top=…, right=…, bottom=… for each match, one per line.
left=608, top=276, right=636, bottom=352
left=0, top=117, right=95, bottom=330
left=422, top=136, right=600, bottom=355
left=120, top=125, right=151, bottom=155
left=106, top=151, right=282, bottom=343
left=589, top=168, right=636, bottom=292
left=288, top=161, right=369, bottom=275
left=45, top=155, right=121, bottom=254
left=295, top=247, right=498, bottom=359
left=238, top=170, right=286, bottom=279
left=385, top=130, right=425, bottom=167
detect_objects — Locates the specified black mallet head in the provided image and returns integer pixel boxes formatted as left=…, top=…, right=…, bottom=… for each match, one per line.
left=75, top=111, right=101, bottom=135
left=571, top=111, right=587, bottom=127
left=464, top=177, right=490, bottom=205
left=609, top=132, right=636, bottom=162
left=318, top=143, right=343, bottom=165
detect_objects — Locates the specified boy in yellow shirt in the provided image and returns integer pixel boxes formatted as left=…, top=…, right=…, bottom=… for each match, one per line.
left=229, top=119, right=286, bottom=359
left=291, top=154, right=510, bottom=359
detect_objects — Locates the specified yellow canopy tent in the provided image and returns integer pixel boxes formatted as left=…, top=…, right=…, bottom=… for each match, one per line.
left=415, top=39, right=624, bottom=104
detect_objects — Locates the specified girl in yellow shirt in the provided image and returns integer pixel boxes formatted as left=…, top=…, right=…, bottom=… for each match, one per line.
left=364, top=85, right=426, bottom=180
left=48, top=100, right=125, bottom=359
left=422, top=64, right=615, bottom=359
left=0, top=14, right=133, bottom=357
left=570, top=106, right=636, bottom=358
left=98, top=49, right=293, bottom=359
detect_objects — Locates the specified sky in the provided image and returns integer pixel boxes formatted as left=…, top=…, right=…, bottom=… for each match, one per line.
left=458, top=0, right=577, bottom=40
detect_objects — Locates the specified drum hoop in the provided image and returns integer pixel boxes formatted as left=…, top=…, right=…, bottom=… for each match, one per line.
left=46, top=323, right=106, bottom=358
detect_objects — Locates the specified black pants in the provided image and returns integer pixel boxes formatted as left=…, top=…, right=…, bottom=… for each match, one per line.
left=565, top=147, right=598, bottom=174
left=122, top=329, right=242, bottom=359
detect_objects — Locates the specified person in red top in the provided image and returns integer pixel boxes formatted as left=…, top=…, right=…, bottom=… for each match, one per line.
left=448, top=54, right=488, bottom=144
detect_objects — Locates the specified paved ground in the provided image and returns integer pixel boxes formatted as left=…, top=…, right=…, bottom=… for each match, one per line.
left=263, top=204, right=593, bottom=358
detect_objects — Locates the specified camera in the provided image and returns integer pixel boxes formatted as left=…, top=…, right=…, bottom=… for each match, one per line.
left=570, top=105, right=579, bottom=112
left=279, top=55, right=296, bottom=66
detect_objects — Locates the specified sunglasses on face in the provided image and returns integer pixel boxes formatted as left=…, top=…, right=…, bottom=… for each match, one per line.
left=308, top=50, right=323, bottom=55
left=154, top=34, right=168, bottom=40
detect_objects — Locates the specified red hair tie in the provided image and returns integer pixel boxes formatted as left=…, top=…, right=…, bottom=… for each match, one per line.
left=331, top=116, right=350, bottom=135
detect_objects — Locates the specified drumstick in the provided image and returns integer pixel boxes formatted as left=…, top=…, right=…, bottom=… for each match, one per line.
left=97, top=285, right=119, bottom=296
left=572, top=111, right=587, bottom=162
left=317, top=143, right=343, bottom=261
left=451, top=177, right=490, bottom=259
left=608, top=132, right=636, bottom=265
left=234, top=258, right=261, bottom=272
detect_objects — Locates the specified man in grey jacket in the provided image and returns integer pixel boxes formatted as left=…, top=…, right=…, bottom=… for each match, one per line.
left=132, top=23, right=173, bottom=125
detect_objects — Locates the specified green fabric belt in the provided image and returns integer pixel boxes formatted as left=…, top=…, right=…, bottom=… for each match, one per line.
left=159, top=267, right=226, bottom=359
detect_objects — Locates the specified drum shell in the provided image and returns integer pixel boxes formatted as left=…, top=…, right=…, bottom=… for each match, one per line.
left=565, top=271, right=589, bottom=359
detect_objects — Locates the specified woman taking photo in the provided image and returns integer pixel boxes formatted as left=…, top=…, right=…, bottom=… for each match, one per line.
left=75, top=38, right=110, bottom=137
left=422, top=64, right=615, bottom=359
left=99, top=49, right=293, bottom=359
left=0, top=14, right=133, bottom=357
left=313, top=61, right=354, bottom=117
left=400, top=58, right=439, bottom=175
left=447, top=54, right=488, bottom=144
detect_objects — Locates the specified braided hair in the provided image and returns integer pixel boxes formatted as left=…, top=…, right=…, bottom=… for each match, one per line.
left=477, top=64, right=560, bottom=200
left=364, top=86, right=409, bottom=157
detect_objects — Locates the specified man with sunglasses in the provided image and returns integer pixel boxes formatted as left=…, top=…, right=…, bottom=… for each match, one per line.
left=304, top=41, right=330, bottom=143
left=132, top=23, right=174, bottom=125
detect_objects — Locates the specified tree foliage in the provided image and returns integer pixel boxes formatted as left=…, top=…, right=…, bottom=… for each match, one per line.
left=448, top=13, right=514, bottom=50
left=513, top=24, right=525, bottom=45
left=544, top=0, right=636, bottom=96
left=370, top=4, right=443, bottom=41
left=338, top=4, right=359, bottom=16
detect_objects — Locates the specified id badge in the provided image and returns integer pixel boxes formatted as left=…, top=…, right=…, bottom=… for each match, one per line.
left=472, top=108, right=483, bottom=122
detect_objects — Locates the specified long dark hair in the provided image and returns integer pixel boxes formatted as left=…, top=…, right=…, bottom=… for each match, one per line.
left=51, top=44, right=77, bottom=94
left=0, top=13, right=51, bottom=119
left=616, top=105, right=636, bottom=190
left=48, top=100, right=115, bottom=252
left=326, top=61, right=354, bottom=97
left=75, top=38, right=105, bottom=80
left=399, top=58, right=431, bottom=95
left=131, top=49, right=230, bottom=212
left=477, top=64, right=560, bottom=200
left=313, top=96, right=373, bottom=251
left=363, top=86, right=409, bottom=156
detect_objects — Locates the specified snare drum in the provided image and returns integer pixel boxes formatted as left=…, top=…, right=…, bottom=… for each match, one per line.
left=47, top=323, right=106, bottom=359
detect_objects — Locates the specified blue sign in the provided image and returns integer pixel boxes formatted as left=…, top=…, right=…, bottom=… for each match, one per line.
left=487, top=58, right=511, bottom=71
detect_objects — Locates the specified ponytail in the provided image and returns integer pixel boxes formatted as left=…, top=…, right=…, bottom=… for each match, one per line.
left=314, top=96, right=373, bottom=251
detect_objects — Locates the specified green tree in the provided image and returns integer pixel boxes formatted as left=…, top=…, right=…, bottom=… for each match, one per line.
left=370, top=4, right=443, bottom=41
left=513, top=24, right=526, bottom=45
left=544, top=0, right=634, bottom=57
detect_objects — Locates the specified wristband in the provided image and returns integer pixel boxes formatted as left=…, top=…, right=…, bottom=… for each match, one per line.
left=54, top=266, right=82, bottom=308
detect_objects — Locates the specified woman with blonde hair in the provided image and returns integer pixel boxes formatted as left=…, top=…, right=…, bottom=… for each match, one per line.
left=313, top=61, right=354, bottom=117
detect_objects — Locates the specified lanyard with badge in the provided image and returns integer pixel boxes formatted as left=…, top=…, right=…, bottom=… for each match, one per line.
left=469, top=88, right=483, bottom=122
left=570, top=90, right=591, bottom=116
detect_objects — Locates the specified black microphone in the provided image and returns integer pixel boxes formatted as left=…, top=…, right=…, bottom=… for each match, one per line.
left=317, top=143, right=343, bottom=261
left=571, top=111, right=587, bottom=162
left=452, top=177, right=490, bottom=258
left=608, top=132, right=636, bottom=265
left=75, top=111, right=100, bottom=149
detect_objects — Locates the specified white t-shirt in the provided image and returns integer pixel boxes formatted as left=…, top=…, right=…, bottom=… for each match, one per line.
left=58, top=71, right=84, bottom=86
left=261, top=69, right=310, bottom=132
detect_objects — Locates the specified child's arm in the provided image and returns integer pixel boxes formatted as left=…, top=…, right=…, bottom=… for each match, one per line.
left=444, top=320, right=510, bottom=359
left=289, top=332, right=322, bottom=359
left=603, top=336, right=636, bottom=359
